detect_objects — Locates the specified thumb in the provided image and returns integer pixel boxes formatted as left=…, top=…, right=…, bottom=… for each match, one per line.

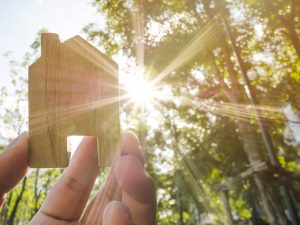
left=0, top=132, right=29, bottom=206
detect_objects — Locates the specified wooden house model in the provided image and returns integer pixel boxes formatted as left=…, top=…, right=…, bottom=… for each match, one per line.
left=28, top=33, right=120, bottom=168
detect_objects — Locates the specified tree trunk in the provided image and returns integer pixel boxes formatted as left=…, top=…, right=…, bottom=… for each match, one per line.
left=248, top=181, right=267, bottom=225
left=32, top=169, right=40, bottom=217
left=176, top=171, right=185, bottom=225
left=8, top=177, right=27, bottom=225
left=220, top=49, right=289, bottom=225
left=210, top=57, right=288, bottom=224
left=201, top=1, right=290, bottom=224
left=0, top=192, right=12, bottom=224
left=220, top=190, right=235, bottom=225
left=237, top=119, right=288, bottom=225
left=267, top=0, right=300, bottom=59
left=286, top=23, right=300, bottom=59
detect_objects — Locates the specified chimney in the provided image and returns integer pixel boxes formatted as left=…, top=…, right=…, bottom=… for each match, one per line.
left=41, top=33, right=60, bottom=58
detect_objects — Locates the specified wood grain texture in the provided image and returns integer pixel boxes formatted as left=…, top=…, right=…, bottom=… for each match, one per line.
left=28, top=33, right=120, bottom=168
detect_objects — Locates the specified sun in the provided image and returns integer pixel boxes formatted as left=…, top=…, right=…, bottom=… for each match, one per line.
left=120, top=65, right=171, bottom=109
left=123, top=75, right=155, bottom=107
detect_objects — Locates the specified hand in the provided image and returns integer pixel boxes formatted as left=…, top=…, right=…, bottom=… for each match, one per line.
left=0, top=131, right=156, bottom=225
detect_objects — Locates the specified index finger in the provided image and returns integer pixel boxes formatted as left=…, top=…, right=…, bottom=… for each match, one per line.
left=37, top=136, right=100, bottom=221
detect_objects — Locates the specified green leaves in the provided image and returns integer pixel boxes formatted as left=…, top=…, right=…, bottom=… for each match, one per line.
left=1, top=0, right=300, bottom=224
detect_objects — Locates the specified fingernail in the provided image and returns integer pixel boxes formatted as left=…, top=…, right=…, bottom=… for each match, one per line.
left=120, top=131, right=145, bottom=165
left=121, top=131, right=140, bottom=147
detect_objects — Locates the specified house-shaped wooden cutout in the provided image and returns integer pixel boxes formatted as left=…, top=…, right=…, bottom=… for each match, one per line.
left=28, top=33, right=120, bottom=168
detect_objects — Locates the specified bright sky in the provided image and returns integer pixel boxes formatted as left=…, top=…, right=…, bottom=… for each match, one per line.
left=0, top=0, right=105, bottom=143
left=0, top=0, right=103, bottom=88
left=0, top=0, right=165, bottom=145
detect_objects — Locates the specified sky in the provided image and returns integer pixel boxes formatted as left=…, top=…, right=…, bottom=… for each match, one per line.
left=0, top=0, right=299, bottom=157
left=0, top=0, right=106, bottom=143
left=0, top=0, right=164, bottom=146
left=0, top=0, right=103, bottom=88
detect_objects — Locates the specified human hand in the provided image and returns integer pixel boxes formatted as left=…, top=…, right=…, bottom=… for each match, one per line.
left=0, top=132, right=156, bottom=225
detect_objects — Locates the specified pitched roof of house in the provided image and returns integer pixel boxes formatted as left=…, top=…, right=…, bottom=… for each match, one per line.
left=31, top=33, right=118, bottom=77
left=64, top=35, right=118, bottom=76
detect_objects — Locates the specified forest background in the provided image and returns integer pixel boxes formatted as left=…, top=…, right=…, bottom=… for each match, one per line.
left=1, top=0, right=300, bottom=225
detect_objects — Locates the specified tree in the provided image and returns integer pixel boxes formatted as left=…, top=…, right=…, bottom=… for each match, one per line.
left=84, top=0, right=300, bottom=224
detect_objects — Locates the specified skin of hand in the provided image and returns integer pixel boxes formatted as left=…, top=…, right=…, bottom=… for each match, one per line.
left=0, top=131, right=156, bottom=225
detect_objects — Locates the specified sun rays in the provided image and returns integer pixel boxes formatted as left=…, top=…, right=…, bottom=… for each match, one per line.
left=26, top=10, right=292, bottom=141
left=184, top=98, right=287, bottom=124
left=27, top=11, right=290, bottom=145
left=28, top=7, right=290, bottom=221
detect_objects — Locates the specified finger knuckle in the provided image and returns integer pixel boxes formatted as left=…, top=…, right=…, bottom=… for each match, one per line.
left=62, top=176, right=86, bottom=192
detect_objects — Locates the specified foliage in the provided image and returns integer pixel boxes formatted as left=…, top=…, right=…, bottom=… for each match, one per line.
left=84, top=0, right=300, bottom=224
left=1, top=0, right=300, bottom=224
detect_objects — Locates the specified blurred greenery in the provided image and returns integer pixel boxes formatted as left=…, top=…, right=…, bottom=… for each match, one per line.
left=1, top=0, right=300, bottom=224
